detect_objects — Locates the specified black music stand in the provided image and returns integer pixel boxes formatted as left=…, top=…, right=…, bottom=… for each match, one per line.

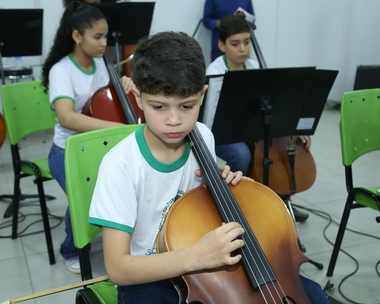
left=203, top=68, right=337, bottom=181
left=202, top=67, right=316, bottom=187
left=92, top=2, right=155, bottom=74
left=293, top=69, right=339, bottom=136
left=212, top=67, right=314, bottom=145
left=0, top=9, right=43, bottom=85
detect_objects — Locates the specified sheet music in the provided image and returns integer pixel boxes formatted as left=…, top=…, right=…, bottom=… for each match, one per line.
left=202, top=75, right=224, bottom=129
left=296, top=117, right=315, bottom=130
left=234, top=7, right=255, bottom=23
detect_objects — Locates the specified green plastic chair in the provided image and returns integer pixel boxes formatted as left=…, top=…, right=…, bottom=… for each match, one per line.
left=326, top=88, right=380, bottom=277
left=65, top=124, right=142, bottom=304
left=1, top=80, right=57, bottom=265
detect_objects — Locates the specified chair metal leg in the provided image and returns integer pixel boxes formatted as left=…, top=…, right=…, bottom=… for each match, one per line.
left=36, top=179, right=56, bottom=265
left=326, top=193, right=354, bottom=277
left=11, top=175, right=21, bottom=239
left=79, top=245, right=93, bottom=281
left=2, top=162, right=57, bottom=264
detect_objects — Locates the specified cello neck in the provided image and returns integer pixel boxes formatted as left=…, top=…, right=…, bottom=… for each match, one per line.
left=188, top=126, right=277, bottom=289
left=250, top=29, right=267, bottom=69
left=103, top=52, right=138, bottom=124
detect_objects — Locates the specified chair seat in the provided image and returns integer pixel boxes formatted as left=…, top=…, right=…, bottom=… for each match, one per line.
left=355, top=186, right=380, bottom=210
left=20, top=157, right=53, bottom=179
left=88, top=281, right=118, bottom=304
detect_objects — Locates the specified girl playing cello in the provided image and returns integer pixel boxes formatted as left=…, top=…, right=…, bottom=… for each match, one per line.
left=42, top=1, right=134, bottom=273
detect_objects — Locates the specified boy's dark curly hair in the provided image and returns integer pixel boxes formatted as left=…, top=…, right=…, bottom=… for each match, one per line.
left=219, top=15, right=252, bottom=43
left=130, top=32, right=206, bottom=98
left=42, top=1, right=105, bottom=90
left=62, top=0, right=117, bottom=8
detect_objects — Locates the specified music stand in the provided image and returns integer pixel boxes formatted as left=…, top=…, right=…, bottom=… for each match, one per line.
left=0, top=9, right=43, bottom=84
left=201, top=66, right=338, bottom=183
left=293, top=69, right=338, bottom=136
left=92, top=2, right=155, bottom=74
left=212, top=67, right=315, bottom=144
left=202, top=67, right=331, bottom=187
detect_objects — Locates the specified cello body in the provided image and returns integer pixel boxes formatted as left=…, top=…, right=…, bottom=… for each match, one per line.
left=83, top=85, right=145, bottom=124
left=82, top=51, right=145, bottom=124
left=247, top=137, right=316, bottom=196
left=158, top=179, right=310, bottom=304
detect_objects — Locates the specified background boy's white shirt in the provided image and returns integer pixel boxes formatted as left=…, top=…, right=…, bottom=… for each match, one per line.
left=203, top=56, right=259, bottom=130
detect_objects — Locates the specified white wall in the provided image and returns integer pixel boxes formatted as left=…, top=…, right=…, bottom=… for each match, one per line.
left=254, top=0, right=380, bottom=100
left=1, top=0, right=379, bottom=101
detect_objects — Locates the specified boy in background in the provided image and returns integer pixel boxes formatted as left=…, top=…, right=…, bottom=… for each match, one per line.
left=206, top=15, right=310, bottom=222
left=206, top=15, right=259, bottom=177
left=207, top=14, right=259, bottom=75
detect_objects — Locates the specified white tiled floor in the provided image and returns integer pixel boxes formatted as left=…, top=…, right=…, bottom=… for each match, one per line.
left=0, top=106, right=379, bottom=303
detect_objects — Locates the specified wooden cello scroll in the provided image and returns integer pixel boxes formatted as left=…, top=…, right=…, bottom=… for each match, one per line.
left=157, top=125, right=311, bottom=304
left=1, top=275, right=109, bottom=304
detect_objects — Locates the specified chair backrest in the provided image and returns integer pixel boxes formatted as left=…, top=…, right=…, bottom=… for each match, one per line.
left=1, top=81, right=57, bottom=145
left=340, top=88, right=380, bottom=166
left=65, top=124, right=142, bottom=249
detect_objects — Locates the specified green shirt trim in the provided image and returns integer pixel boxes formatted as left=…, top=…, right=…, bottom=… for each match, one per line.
left=223, top=54, right=247, bottom=70
left=68, top=53, right=96, bottom=75
left=135, top=125, right=191, bottom=173
left=88, top=217, right=133, bottom=234
left=51, top=95, right=74, bottom=110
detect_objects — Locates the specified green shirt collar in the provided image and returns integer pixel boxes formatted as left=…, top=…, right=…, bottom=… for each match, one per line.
left=135, top=125, right=190, bottom=173
left=223, top=54, right=247, bottom=70
left=68, top=53, right=96, bottom=75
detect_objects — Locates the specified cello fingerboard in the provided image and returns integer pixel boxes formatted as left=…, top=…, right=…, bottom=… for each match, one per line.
left=188, top=126, right=277, bottom=288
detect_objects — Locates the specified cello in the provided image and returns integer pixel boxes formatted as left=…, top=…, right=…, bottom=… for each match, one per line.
left=246, top=29, right=316, bottom=196
left=82, top=51, right=145, bottom=124
left=157, top=125, right=312, bottom=303
left=248, top=136, right=316, bottom=196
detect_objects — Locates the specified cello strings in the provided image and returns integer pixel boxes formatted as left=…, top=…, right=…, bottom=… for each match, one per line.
left=189, top=126, right=289, bottom=303
left=189, top=131, right=283, bottom=303
left=189, top=126, right=271, bottom=281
